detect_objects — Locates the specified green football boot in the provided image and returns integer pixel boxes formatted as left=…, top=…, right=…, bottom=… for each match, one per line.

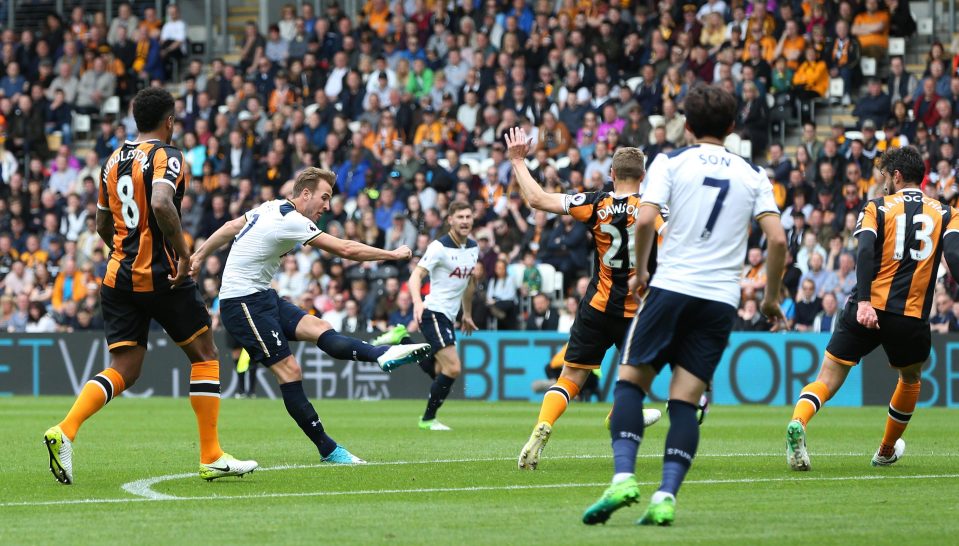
left=637, top=494, right=676, bottom=526
left=582, top=476, right=641, bottom=525
left=372, top=325, right=409, bottom=346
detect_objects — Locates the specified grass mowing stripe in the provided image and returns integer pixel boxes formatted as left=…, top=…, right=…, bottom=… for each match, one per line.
left=7, top=473, right=959, bottom=508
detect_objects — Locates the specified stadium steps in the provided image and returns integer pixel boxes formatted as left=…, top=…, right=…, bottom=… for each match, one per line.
left=227, top=3, right=260, bottom=38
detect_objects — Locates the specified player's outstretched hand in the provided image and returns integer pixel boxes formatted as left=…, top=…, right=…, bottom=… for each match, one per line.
left=629, top=270, right=650, bottom=302
left=504, top=127, right=530, bottom=161
left=188, top=253, right=204, bottom=281
left=856, top=300, right=880, bottom=329
left=169, top=256, right=192, bottom=287
left=760, top=297, right=787, bottom=332
left=391, top=245, right=412, bottom=260
left=461, top=314, right=478, bottom=336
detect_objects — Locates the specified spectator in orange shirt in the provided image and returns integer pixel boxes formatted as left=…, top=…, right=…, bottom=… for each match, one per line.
left=793, top=47, right=829, bottom=123
left=851, top=0, right=890, bottom=59
left=744, top=23, right=776, bottom=63
left=363, top=0, right=390, bottom=38
left=413, top=106, right=443, bottom=148
left=268, top=71, right=296, bottom=114
left=774, top=20, right=806, bottom=70
left=138, top=6, right=163, bottom=35
left=52, top=258, right=98, bottom=312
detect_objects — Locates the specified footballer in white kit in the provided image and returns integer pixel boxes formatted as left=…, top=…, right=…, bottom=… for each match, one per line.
left=584, top=85, right=788, bottom=527
left=191, top=168, right=431, bottom=464
left=406, top=201, right=479, bottom=431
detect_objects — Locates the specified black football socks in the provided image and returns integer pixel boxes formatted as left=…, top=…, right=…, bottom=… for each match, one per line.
left=280, top=380, right=337, bottom=457
left=317, top=329, right=388, bottom=361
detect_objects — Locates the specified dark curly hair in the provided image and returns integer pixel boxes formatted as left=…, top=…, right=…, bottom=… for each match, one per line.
left=132, top=87, right=175, bottom=133
left=684, top=84, right=737, bottom=140
left=877, top=146, right=925, bottom=185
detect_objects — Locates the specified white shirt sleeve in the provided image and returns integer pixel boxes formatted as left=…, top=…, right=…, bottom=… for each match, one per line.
left=641, top=154, right=672, bottom=208
left=418, top=241, right=442, bottom=274
left=752, top=175, right=781, bottom=218
left=277, top=213, right=322, bottom=245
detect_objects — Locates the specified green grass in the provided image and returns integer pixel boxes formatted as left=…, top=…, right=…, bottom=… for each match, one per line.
left=2, top=397, right=958, bottom=544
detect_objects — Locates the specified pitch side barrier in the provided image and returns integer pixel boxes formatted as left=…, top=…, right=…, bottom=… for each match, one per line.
left=1, top=332, right=957, bottom=407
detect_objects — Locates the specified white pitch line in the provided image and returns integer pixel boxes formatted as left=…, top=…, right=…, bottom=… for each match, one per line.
left=123, top=452, right=881, bottom=500
left=4, top=473, right=959, bottom=508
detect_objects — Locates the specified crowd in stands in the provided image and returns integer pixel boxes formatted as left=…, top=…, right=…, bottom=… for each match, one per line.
left=0, top=0, right=958, bottom=336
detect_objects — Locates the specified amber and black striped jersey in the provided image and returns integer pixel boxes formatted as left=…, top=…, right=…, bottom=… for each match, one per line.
left=97, top=139, right=189, bottom=292
left=853, top=188, right=959, bottom=319
left=564, top=191, right=666, bottom=318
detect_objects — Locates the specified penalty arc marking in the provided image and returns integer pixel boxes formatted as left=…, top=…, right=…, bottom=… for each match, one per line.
left=1, top=453, right=956, bottom=508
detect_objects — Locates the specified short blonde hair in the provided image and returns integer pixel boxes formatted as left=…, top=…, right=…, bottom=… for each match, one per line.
left=293, top=167, right=336, bottom=196
left=611, top=147, right=646, bottom=181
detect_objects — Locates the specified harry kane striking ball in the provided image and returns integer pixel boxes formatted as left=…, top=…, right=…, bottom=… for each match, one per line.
left=192, top=167, right=431, bottom=463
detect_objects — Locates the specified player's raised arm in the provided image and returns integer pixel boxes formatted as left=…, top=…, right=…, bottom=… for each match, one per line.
left=504, top=127, right=568, bottom=215
left=309, top=232, right=411, bottom=262
left=190, top=215, right=247, bottom=276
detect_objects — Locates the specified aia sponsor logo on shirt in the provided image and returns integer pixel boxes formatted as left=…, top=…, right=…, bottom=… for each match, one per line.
left=449, top=266, right=474, bottom=279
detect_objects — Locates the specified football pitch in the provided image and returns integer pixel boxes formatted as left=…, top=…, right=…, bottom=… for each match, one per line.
left=2, top=397, right=957, bottom=545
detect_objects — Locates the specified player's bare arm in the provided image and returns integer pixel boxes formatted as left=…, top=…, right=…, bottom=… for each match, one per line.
left=96, top=208, right=114, bottom=250
left=629, top=203, right=661, bottom=298
left=460, top=273, right=477, bottom=335
left=309, top=232, right=411, bottom=261
left=504, top=127, right=568, bottom=215
left=190, top=215, right=247, bottom=277
left=151, top=181, right=192, bottom=286
left=408, top=265, right=428, bottom=323
left=757, top=214, right=788, bottom=330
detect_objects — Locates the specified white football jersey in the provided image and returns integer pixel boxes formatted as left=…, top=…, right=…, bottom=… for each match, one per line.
left=418, top=234, right=479, bottom=321
left=220, top=199, right=323, bottom=300
left=642, top=143, right=779, bottom=308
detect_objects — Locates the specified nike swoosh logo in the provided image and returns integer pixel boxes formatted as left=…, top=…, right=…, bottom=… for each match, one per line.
left=207, top=464, right=231, bottom=472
